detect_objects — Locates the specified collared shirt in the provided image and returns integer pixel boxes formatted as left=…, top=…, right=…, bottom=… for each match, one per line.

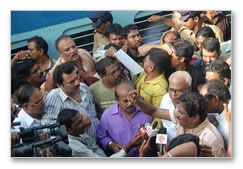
left=136, top=71, right=168, bottom=129
left=159, top=93, right=178, bottom=141
left=41, top=83, right=99, bottom=139
left=13, top=108, right=41, bottom=129
left=136, top=71, right=168, bottom=107
left=68, top=133, right=106, bottom=157
left=169, top=109, right=227, bottom=157
left=97, top=103, right=152, bottom=157
left=69, top=133, right=127, bottom=157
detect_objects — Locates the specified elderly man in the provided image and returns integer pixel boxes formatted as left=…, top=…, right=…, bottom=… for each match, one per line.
left=41, top=61, right=99, bottom=139
left=97, top=80, right=152, bottom=157
left=160, top=71, right=192, bottom=141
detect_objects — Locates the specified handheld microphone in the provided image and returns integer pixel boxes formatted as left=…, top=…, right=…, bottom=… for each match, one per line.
left=156, top=127, right=167, bottom=155
left=146, top=121, right=159, bottom=138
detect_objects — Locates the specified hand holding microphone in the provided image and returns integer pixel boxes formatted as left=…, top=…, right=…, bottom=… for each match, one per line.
left=156, top=127, right=167, bottom=155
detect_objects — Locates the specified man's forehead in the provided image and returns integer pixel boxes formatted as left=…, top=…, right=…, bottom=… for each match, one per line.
left=58, top=38, right=74, bottom=47
left=128, top=29, right=139, bottom=36
left=169, top=76, right=186, bottom=87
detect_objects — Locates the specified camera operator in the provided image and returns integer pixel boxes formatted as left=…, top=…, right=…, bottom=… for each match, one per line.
left=13, top=84, right=45, bottom=129
left=57, top=108, right=142, bottom=157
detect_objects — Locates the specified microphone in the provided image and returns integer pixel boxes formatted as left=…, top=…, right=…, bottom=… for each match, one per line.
left=139, top=122, right=159, bottom=140
left=146, top=121, right=159, bottom=138
left=156, top=127, right=167, bottom=155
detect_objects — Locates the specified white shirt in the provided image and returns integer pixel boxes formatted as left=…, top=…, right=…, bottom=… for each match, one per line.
left=13, top=108, right=41, bottom=129
left=159, top=93, right=178, bottom=141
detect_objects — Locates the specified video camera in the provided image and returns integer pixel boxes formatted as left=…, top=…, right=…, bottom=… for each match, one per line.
left=11, top=123, right=72, bottom=157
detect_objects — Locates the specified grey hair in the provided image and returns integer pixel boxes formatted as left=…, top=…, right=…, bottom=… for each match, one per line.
left=169, top=71, right=192, bottom=87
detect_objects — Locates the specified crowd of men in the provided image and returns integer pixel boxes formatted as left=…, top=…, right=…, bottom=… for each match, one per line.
left=11, top=10, right=232, bottom=157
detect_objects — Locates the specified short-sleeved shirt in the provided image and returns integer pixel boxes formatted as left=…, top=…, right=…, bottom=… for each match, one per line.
left=97, top=103, right=152, bottom=157
left=90, top=80, right=116, bottom=119
left=135, top=71, right=168, bottom=107
left=169, top=109, right=227, bottom=157
left=42, top=83, right=99, bottom=139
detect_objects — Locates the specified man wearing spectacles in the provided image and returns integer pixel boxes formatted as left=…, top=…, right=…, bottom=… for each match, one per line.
left=160, top=71, right=192, bottom=142
left=13, top=85, right=45, bottom=129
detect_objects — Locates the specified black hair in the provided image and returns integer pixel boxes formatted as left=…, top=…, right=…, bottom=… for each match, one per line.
left=188, top=11, right=202, bottom=21
left=196, top=26, right=216, bottom=38
left=95, top=57, right=117, bottom=77
left=57, top=108, right=79, bottom=130
left=114, top=80, right=135, bottom=100
left=206, top=80, right=231, bottom=103
left=162, top=31, right=181, bottom=43
left=145, top=48, right=172, bottom=79
left=55, top=35, right=73, bottom=51
left=11, top=75, right=27, bottom=95
left=206, top=59, right=231, bottom=80
left=202, top=37, right=220, bottom=52
left=121, top=24, right=139, bottom=39
left=104, top=23, right=122, bottom=38
left=168, top=133, right=200, bottom=157
left=169, top=39, right=194, bottom=64
left=104, top=44, right=121, bottom=51
left=17, top=84, right=36, bottom=107
left=28, top=36, right=49, bottom=55
left=16, top=59, right=37, bottom=77
left=53, top=61, right=77, bottom=85
left=179, top=92, right=208, bottom=122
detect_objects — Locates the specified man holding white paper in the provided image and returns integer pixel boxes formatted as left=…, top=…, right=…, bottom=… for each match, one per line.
left=121, top=24, right=144, bottom=66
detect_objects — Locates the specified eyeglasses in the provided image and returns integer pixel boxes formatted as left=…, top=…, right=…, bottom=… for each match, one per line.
left=28, top=96, right=45, bottom=106
left=168, top=88, right=188, bottom=95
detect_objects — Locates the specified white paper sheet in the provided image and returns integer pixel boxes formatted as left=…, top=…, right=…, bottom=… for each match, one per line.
left=114, top=49, right=144, bottom=75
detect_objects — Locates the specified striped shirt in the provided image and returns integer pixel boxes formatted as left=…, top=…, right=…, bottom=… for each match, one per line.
left=41, top=83, right=99, bottom=139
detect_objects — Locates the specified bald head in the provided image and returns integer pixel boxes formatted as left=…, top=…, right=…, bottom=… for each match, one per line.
left=115, top=80, right=135, bottom=100
left=115, top=80, right=136, bottom=114
left=169, top=71, right=192, bottom=88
